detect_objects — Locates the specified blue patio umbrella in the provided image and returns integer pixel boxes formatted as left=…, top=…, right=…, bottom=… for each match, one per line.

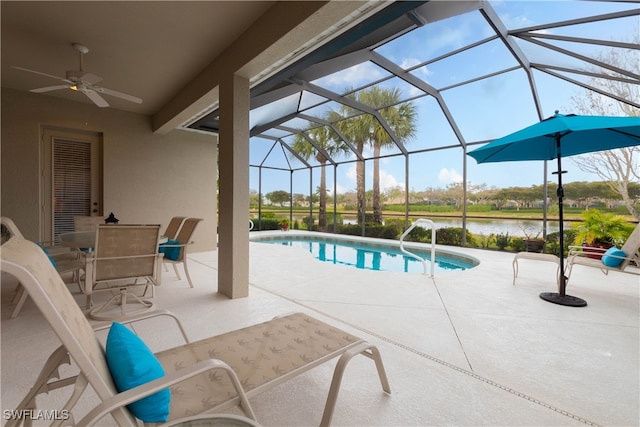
left=469, top=112, right=640, bottom=307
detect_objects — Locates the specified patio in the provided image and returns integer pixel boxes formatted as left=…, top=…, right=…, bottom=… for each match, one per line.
left=1, top=232, right=638, bottom=426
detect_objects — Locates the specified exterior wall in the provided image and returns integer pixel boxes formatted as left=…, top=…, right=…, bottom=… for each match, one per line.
left=1, top=87, right=217, bottom=252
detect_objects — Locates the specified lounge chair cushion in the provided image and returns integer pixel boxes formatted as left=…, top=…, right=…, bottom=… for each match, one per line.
left=159, top=239, right=181, bottom=261
left=106, top=322, right=171, bottom=422
left=602, top=246, right=626, bottom=267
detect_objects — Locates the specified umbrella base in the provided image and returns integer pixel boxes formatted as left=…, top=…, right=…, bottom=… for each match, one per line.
left=540, top=292, right=587, bottom=307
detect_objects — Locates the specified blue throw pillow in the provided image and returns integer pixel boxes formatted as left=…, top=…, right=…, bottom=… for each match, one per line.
left=601, top=246, right=626, bottom=268
left=105, top=322, right=170, bottom=422
left=159, top=239, right=181, bottom=261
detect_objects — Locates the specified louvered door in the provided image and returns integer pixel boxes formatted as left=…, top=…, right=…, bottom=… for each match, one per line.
left=41, top=128, right=102, bottom=243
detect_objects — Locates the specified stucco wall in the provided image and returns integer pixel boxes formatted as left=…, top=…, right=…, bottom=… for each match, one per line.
left=1, top=87, right=217, bottom=252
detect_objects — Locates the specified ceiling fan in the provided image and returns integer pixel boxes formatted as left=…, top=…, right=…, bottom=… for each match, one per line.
left=13, top=43, right=142, bottom=108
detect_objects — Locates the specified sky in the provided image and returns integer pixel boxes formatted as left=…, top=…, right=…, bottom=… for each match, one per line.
left=248, top=1, right=638, bottom=197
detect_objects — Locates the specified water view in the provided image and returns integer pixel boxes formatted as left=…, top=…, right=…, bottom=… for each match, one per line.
left=341, top=217, right=568, bottom=238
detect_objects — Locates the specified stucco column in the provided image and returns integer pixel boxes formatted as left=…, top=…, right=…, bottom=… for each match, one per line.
left=218, top=73, right=250, bottom=298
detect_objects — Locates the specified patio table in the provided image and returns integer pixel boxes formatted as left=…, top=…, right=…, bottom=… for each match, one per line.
left=59, top=231, right=96, bottom=250
left=60, top=230, right=167, bottom=249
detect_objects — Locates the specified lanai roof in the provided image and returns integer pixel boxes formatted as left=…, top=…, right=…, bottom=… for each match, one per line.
left=187, top=1, right=638, bottom=190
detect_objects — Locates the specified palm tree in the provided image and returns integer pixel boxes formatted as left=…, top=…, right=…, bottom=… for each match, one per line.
left=336, top=87, right=416, bottom=223
left=362, top=87, right=416, bottom=223
left=333, top=113, right=370, bottom=224
left=291, top=124, right=349, bottom=229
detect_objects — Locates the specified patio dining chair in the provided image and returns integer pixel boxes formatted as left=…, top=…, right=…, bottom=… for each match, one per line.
left=1, top=233, right=391, bottom=426
left=160, top=217, right=202, bottom=288
left=1, top=216, right=85, bottom=318
left=85, top=224, right=164, bottom=320
left=162, top=216, right=186, bottom=240
left=74, top=215, right=107, bottom=232
left=73, top=215, right=109, bottom=253
left=565, top=222, right=640, bottom=281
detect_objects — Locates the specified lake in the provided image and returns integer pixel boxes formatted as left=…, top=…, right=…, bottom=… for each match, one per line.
left=340, top=217, right=569, bottom=238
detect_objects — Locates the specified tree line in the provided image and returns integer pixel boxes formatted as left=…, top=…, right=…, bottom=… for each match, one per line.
left=256, top=180, right=640, bottom=212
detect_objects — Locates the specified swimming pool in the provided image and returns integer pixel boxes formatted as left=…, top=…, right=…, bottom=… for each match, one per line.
left=252, top=234, right=478, bottom=274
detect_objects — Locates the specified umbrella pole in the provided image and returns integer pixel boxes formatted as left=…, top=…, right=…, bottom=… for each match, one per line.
left=539, top=137, right=587, bottom=307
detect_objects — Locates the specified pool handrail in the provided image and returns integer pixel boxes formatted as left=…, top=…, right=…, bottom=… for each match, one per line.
left=399, top=218, right=436, bottom=277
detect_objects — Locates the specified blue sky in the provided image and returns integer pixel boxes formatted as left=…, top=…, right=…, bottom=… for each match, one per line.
left=249, top=1, right=638, bottom=196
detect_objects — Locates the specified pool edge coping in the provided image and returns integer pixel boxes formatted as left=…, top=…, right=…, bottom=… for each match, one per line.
left=249, top=230, right=481, bottom=268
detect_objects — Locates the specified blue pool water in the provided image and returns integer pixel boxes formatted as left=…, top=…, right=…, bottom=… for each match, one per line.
left=256, top=237, right=477, bottom=274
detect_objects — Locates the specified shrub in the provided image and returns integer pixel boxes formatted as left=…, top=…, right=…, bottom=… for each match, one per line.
left=364, top=224, right=385, bottom=238
left=436, top=227, right=475, bottom=247
left=337, top=224, right=362, bottom=236
left=477, top=233, right=495, bottom=249
left=383, top=218, right=404, bottom=237
left=403, top=225, right=432, bottom=243
left=336, top=223, right=401, bottom=240
left=325, top=214, right=343, bottom=230
left=251, top=217, right=279, bottom=230
left=380, top=225, right=400, bottom=240
left=302, top=216, right=315, bottom=231
left=511, top=238, right=525, bottom=252
left=495, top=232, right=511, bottom=250
left=545, top=229, right=578, bottom=257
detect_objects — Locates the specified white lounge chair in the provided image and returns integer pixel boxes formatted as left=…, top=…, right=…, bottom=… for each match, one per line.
left=566, top=222, right=640, bottom=281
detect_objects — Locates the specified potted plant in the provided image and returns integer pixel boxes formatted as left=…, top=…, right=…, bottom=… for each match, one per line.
left=519, top=225, right=545, bottom=253
left=572, top=209, right=633, bottom=259
left=279, top=218, right=290, bottom=231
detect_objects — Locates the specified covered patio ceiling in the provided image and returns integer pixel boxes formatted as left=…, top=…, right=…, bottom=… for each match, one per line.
left=188, top=1, right=639, bottom=175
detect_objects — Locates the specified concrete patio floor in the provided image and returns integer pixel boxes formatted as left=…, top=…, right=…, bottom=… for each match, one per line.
left=2, top=230, right=638, bottom=426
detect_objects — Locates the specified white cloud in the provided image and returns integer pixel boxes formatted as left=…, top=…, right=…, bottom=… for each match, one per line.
left=401, top=58, right=432, bottom=93
left=400, top=57, right=421, bottom=69
left=438, top=168, right=463, bottom=185
left=316, top=62, right=385, bottom=90
left=338, top=164, right=358, bottom=194
left=345, top=163, right=357, bottom=183
left=379, top=170, right=405, bottom=192
left=400, top=58, right=432, bottom=77
left=407, top=85, right=424, bottom=97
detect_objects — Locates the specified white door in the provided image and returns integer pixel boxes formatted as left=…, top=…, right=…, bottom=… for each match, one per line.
left=41, top=127, right=103, bottom=243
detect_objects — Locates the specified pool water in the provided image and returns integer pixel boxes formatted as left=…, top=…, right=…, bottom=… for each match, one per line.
left=258, top=237, right=476, bottom=274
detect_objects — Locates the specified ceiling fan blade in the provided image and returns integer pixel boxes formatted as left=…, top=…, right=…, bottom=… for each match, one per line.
left=81, top=89, right=110, bottom=107
left=12, top=66, right=72, bottom=84
left=79, top=72, right=103, bottom=85
left=30, top=85, right=71, bottom=93
left=95, top=87, right=143, bottom=104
